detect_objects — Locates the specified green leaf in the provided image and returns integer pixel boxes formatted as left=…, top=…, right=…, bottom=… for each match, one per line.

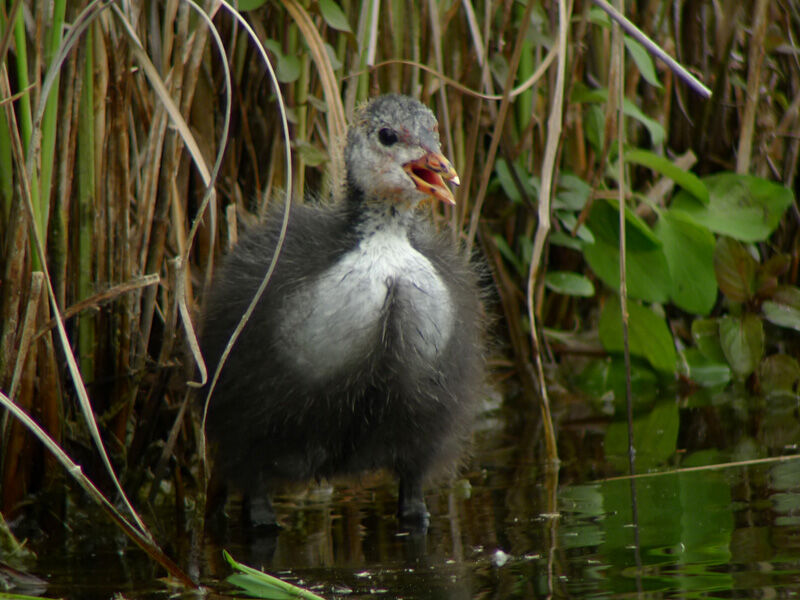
left=691, top=317, right=726, bottom=363
left=655, top=210, right=717, bottom=315
left=277, top=54, right=301, bottom=83
left=493, top=158, right=522, bottom=203
left=683, top=348, right=731, bottom=388
left=589, top=198, right=662, bottom=249
left=545, top=271, right=595, bottom=297
left=584, top=200, right=670, bottom=303
left=584, top=237, right=671, bottom=303
left=572, top=85, right=665, bottom=146
left=263, top=39, right=302, bottom=83
left=599, top=295, right=677, bottom=373
left=292, top=140, right=328, bottom=167
left=223, top=551, right=325, bottom=600
left=624, top=36, right=662, bottom=88
left=762, top=286, right=800, bottom=331
left=604, top=401, right=679, bottom=471
left=719, top=314, right=764, bottom=377
left=714, top=237, right=757, bottom=303
left=555, top=211, right=594, bottom=243
left=625, top=149, right=708, bottom=203
left=671, top=173, right=793, bottom=242
left=492, top=234, right=525, bottom=278
left=584, top=104, right=604, bottom=154
left=493, top=158, right=537, bottom=204
left=550, top=230, right=584, bottom=251
left=318, top=0, right=352, bottom=32
left=554, top=173, right=592, bottom=211
left=323, top=42, right=343, bottom=70
left=758, top=354, right=800, bottom=396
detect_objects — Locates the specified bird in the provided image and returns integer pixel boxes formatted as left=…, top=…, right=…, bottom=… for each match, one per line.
left=199, top=94, right=485, bottom=531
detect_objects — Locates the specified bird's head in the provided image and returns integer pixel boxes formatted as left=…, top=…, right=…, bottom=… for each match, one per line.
left=344, top=95, right=460, bottom=208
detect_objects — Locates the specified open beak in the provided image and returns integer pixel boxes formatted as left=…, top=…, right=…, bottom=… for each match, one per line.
left=403, top=151, right=460, bottom=205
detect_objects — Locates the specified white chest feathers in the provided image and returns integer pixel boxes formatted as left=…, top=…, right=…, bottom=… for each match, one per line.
left=278, top=228, right=454, bottom=380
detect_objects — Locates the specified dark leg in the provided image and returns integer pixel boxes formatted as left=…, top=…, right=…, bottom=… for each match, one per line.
left=204, top=470, right=229, bottom=522
left=242, top=491, right=280, bottom=533
left=398, top=475, right=430, bottom=531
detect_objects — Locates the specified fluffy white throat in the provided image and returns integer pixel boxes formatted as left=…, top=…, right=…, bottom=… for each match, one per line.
left=278, top=226, right=454, bottom=380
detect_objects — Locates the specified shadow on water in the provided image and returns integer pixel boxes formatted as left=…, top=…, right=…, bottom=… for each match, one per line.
left=18, top=391, right=800, bottom=599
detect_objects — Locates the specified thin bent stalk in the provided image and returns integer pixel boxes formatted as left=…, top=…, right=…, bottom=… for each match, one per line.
left=612, top=3, right=642, bottom=585
left=526, top=0, right=570, bottom=466
left=611, top=1, right=634, bottom=477
left=0, top=390, right=196, bottom=588
left=198, top=0, right=294, bottom=490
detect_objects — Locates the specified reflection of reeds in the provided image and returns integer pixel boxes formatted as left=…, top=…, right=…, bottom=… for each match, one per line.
left=0, top=0, right=797, bottom=586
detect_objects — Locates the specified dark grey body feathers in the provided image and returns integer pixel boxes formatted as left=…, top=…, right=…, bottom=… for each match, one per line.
left=201, top=201, right=483, bottom=500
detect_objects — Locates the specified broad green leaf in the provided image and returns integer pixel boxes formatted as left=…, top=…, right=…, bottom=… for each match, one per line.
left=584, top=200, right=669, bottom=303
left=625, top=149, right=708, bottom=203
left=584, top=199, right=669, bottom=303
left=671, top=173, right=793, bottom=242
left=545, top=271, right=595, bottom=297
left=573, top=357, right=660, bottom=411
left=554, top=173, right=592, bottom=211
left=604, top=401, right=679, bottom=471
left=762, top=285, right=800, bottom=331
left=555, top=211, right=594, bottom=243
left=550, top=230, right=583, bottom=251
left=277, top=54, right=301, bottom=83
left=584, top=237, right=671, bottom=303
left=691, top=317, right=726, bottom=363
left=599, top=295, right=677, bottom=373
left=683, top=348, right=731, bottom=388
left=624, top=36, right=662, bottom=88
left=318, top=0, right=352, bottom=32
left=605, top=356, right=660, bottom=408
left=589, top=198, right=662, bottom=249
left=655, top=210, right=717, bottom=315
left=714, top=237, right=757, bottom=303
left=719, top=314, right=764, bottom=377
left=263, top=39, right=302, bottom=83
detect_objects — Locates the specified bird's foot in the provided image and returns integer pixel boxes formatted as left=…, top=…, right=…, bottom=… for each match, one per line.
left=398, top=499, right=430, bottom=531
left=243, top=494, right=281, bottom=534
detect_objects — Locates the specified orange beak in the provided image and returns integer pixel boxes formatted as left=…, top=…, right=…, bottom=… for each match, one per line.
left=403, top=151, right=460, bottom=205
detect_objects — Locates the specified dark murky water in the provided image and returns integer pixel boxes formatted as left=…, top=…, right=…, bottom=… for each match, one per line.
left=18, top=393, right=800, bottom=599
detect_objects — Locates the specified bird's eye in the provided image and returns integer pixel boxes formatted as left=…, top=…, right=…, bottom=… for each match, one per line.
left=378, top=128, right=398, bottom=146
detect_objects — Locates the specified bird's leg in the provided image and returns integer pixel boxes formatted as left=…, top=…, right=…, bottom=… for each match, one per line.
left=242, top=491, right=279, bottom=532
left=397, top=474, right=430, bottom=530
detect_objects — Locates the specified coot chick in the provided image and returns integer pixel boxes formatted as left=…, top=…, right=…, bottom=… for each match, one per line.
left=200, top=94, right=485, bottom=530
